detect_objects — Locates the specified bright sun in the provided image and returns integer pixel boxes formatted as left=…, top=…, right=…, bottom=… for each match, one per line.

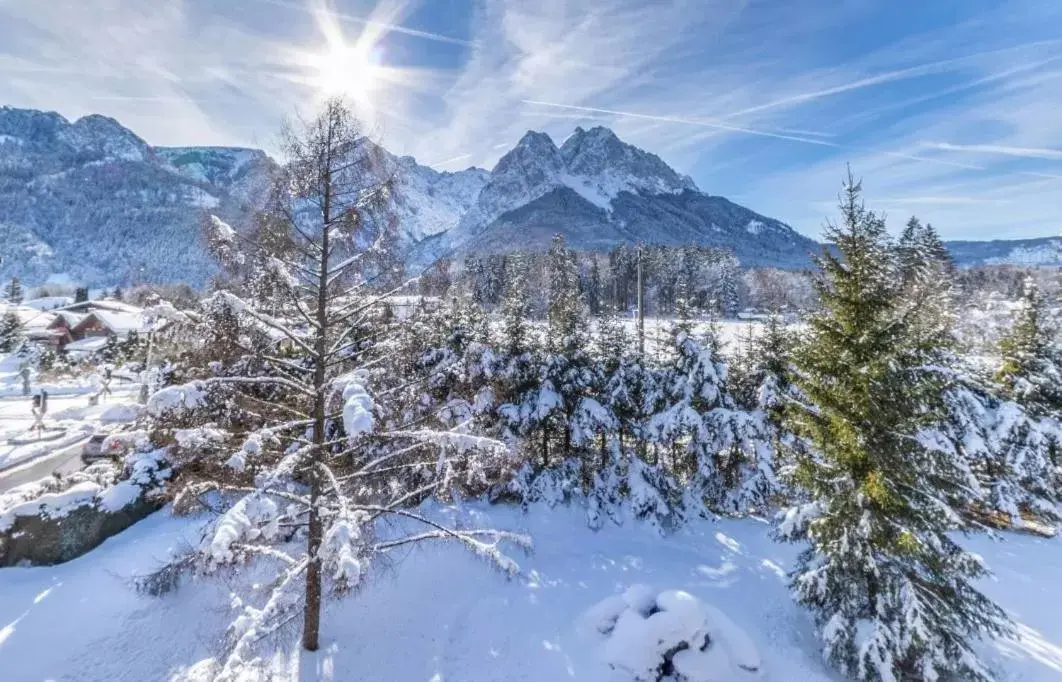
left=288, top=1, right=422, bottom=116
left=310, top=43, right=380, bottom=101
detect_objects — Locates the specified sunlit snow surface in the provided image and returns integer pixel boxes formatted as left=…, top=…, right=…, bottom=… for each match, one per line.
left=0, top=502, right=1059, bottom=681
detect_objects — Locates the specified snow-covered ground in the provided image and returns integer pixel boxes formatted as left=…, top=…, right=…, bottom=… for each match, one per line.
left=1, top=503, right=1058, bottom=681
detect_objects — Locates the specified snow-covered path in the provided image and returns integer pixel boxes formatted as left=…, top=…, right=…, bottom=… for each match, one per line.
left=0, top=376, right=141, bottom=487
left=0, top=504, right=1059, bottom=681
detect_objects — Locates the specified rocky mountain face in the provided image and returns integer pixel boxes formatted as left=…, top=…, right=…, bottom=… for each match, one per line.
left=414, top=126, right=819, bottom=268
left=0, top=106, right=1055, bottom=287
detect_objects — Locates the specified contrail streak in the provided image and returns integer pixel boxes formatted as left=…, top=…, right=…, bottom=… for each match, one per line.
left=520, top=99, right=982, bottom=171
left=253, top=0, right=475, bottom=47
left=928, top=142, right=1062, bottom=161
left=521, top=100, right=841, bottom=148
left=721, top=40, right=1062, bottom=120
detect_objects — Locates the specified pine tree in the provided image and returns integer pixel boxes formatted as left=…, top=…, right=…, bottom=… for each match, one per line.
left=4, top=277, right=23, bottom=305
left=897, top=217, right=956, bottom=354
left=751, top=315, right=795, bottom=414
left=777, top=171, right=1009, bottom=682
left=74, top=286, right=89, bottom=303
left=586, top=257, right=603, bottom=316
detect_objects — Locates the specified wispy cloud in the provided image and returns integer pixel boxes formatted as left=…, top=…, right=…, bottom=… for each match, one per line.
left=926, top=142, right=1062, bottom=161
left=1, top=0, right=1060, bottom=240
left=250, top=0, right=475, bottom=47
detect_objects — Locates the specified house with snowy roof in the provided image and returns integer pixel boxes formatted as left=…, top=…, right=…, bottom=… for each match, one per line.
left=69, top=310, right=145, bottom=341
left=36, top=311, right=87, bottom=347
left=53, top=299, right=142, bottom=316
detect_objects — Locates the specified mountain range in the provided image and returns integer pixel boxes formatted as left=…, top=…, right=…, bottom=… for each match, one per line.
left=0, top=105, right=1058, bottom=287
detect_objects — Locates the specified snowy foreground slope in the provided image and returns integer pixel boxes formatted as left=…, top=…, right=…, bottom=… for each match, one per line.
left=1, top=504, right=1060, bottom=682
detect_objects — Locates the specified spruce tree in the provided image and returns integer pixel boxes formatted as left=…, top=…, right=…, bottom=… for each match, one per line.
left=541, top=235, right=596, bottom=466
left=995, top=278, right=1062, bottom=414
left=0, top=308, right=23, bottom=352
left=777, top=172, right=1009, bottom=682
left=496, top=254, right=544, bottom=453
left=751, top=314, right=795, bottom=417
left=4, top=277, right=23, bottom=305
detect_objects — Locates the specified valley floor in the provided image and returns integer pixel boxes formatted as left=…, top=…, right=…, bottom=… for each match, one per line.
left=0, top=503, right=1059, bottom=681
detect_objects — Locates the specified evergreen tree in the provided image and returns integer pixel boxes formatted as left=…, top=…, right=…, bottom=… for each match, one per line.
left=0, top=308, right=23, bottom=352
left=539, top=235, right=597, bottom=466
left=751, top=315, right=795, bottom=416
left=995, top=278, right=1062, bottom=414
left=74, top=287, right=89, bottom=303
left=4, top=277, right=23, bottom=305
left=897, top=217, right=957, bottom=354
left=586, top=257, right=603, bottom=316
left=777, top=172, right=1009, bottom=682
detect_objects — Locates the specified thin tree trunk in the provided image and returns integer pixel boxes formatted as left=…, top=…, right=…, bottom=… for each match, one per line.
left=303, top=114, right=335, bottom=653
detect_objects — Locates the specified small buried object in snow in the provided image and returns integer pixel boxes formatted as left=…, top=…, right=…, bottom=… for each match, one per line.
left=582, top=585, right=763, bottom=682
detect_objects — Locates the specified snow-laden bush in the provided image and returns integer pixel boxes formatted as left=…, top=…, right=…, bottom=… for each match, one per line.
left=582, top=585, right=764, bottom=682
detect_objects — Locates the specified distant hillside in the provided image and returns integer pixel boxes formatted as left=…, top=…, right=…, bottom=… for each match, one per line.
left=0, top=106, right=275, bottom=287
left=945, top=237, right=1062, bottom=267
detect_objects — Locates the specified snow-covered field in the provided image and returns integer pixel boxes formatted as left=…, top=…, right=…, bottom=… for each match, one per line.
left=1, top=503, right=1059, bottom=681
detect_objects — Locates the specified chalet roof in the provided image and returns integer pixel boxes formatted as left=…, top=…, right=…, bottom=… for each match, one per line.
left=70, top=310, right=146, bottom=337
left=65, top=336, right=110, bottom=354
left=22, top=296, right=74, bottom=311
left=95, top=310, right=144, bottom=334
left=49, top=311, right=86, bottom=328
left=55, top=300, right=143, bottom=315
left=3, top=306, right=56, bottom=330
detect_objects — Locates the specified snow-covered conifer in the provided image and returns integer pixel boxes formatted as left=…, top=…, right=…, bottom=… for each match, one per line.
left=0, top=307, right=22, bottom=353
left=778, top=171, right=1009, bottom=682
left=996, top=278, right=1062, bottom=414
left=4, top=277, right=23, bottom=305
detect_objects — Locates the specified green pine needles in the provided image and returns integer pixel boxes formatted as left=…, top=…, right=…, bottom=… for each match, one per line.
left=778, top=170, right=1011, bottom=682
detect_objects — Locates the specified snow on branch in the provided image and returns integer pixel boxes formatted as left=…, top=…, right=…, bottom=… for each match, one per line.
left=354, top=505, right=531, bottom=577
left=382, top=428, right=509, bottom=457
left=147, top=381, right=209, bottom=418
left=335, top=370, right=374, bottom=442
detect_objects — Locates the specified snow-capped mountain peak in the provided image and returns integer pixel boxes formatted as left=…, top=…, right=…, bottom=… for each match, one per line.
left=439, top=126, right=709, bottom=254
left=560, top=125, right=697, bottom=196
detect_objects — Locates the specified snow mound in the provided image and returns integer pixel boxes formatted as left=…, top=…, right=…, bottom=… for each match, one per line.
left=584, top=586, right=764, bottom=682
left=100, top=403, right=141, bottom=423
left=147, top=381, right=207, bottom=418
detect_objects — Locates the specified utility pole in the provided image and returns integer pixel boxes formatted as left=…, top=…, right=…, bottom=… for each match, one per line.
left=636, top=243, right=645, bottom=356
left=139, top=329, right=154, bottom=404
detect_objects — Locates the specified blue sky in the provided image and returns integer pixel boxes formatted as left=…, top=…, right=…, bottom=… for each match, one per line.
left=1, top=0, right=1060, bottom=241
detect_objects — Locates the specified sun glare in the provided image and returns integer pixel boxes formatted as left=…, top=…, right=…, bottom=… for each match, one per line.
left=309, top=42, right=380, bottom=101
left=285, top=1, right=425, bottom=122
